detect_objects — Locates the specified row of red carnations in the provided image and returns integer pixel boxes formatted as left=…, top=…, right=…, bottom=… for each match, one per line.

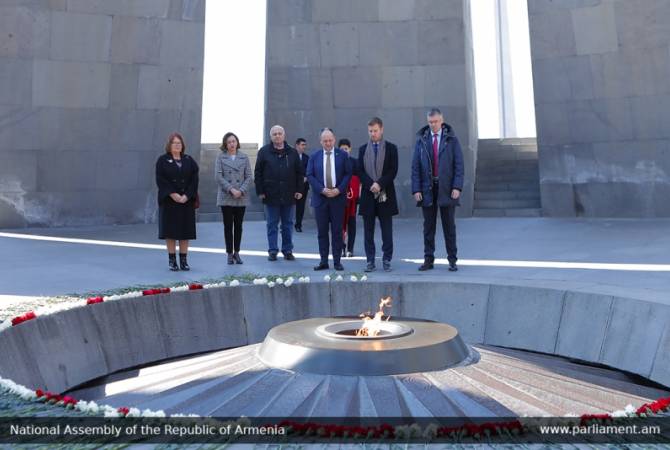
left=34, top=389, right=130, bottom=416
left=9, top=284, right=206, bottom=326
left=276, top=419, right=524, bottom=439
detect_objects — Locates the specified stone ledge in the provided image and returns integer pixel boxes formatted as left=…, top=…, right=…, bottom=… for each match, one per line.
left=0, top=280, right=668, bottom=393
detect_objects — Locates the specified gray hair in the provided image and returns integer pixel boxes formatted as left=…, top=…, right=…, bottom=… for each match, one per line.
left=427, top=108, right=443, bottom=117
left=269, top=125, right=285, bottom=135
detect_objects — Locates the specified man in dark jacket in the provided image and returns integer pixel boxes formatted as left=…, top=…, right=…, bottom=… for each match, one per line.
left=254, top=125, right=304, bottom=261
left=358, top=117, right=398, bottom=272
left=294, top=137, right=309, bottom=232
left=411, top=108, right=464, bottom=272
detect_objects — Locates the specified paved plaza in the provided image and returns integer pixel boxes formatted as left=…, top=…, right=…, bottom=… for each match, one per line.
left=1, top=217, right=668, bottom=303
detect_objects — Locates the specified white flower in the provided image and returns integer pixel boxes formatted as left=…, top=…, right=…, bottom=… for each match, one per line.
left=612, top=410, right=627, bottom=417
left=104, top=294, right=121, bottom=301
left=142, top=409, right=166, bottom=417
left=284, top=277, right=294, bottom=287
left=360, top=275, right=368, bottom=282
left=275, top=277, right=284, bottom=285
left=0, top=320, right=11, bottom=332
left=127, top=407, right=142, bottom=417
left=253, top=278, right=266, bottom=285
left=335, top=275, right=343, bottom=282
left=625, top=404, right=636, bottom=414
left=103, top=406, right=121, bottom=417
left=324, top=275, right=331, bottom=282
left=267, top=281, right=276, bottom=288
left=350, top=275, right=358, bottom=282
left=229, top=280, right=240, bottom=287
left=172, top=285, right=189, bottom=292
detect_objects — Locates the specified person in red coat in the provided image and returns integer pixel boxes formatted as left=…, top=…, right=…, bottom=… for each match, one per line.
left=339, top=138, right=360, bottom=257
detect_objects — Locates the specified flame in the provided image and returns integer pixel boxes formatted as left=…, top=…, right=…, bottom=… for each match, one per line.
left=356, top=296, right=392, bottom=337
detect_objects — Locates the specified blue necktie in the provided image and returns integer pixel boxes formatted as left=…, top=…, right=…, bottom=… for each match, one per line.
left=373, top=142, right=378, bottom=164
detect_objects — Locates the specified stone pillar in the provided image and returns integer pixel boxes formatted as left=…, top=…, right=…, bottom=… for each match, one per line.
left=528, top=0, right=670, bottom=217
left=0, top=0, right=206, bottom=227
left=264, top=0, right=478, bottom=217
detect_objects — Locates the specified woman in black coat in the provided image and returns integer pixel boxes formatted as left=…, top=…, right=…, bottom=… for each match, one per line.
left=155, top=132, right=199, bottom=271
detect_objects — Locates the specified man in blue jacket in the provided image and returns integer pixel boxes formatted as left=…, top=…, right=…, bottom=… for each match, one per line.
left=306, top=128, right=352, bottom=271
left=411, top=108, right=464, bottom=272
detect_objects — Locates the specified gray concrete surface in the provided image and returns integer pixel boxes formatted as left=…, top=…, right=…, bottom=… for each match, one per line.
left=68, top=343, right=669, bottom=417
left=1, top=217, right=668, bottom=298
left=528, top=0, right=670, bottom=217
left=0, top=0, right=206, bottom=228
left=264, top=0, right=478, bottom=217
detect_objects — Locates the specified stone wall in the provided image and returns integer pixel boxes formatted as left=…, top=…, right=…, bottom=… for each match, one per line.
left=264, top=0, right=478, bottom=216
left=0, top=0, right=206, bottom=227
left=528, top=0, right=670, bottom=217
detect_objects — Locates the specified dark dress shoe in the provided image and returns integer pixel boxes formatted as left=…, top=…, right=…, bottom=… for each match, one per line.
left=383, top=260, right=391, bottom=272
left=169, top=260, right=179, bottom=271
left=364, top=262, right=375, bottom=272
left=295, top=225, right=302, bottom=232
left=268, top=253, right=278, bottom=261
left=347, top=251, right=354, bottom=257
left=313, top=262, right=329, bottom=271
left=341, top=248, right=347, bottom=257
left=233, top=252, right=243, bottom=264
left=283, top=252, right=295, bottom=261
left=334, top=262, right=344, bottom=271
left=449, top=262, right=458, bottom=272
left=418, top=261, right=434, bottom=271
left=227, top=254, right=235, bottom=265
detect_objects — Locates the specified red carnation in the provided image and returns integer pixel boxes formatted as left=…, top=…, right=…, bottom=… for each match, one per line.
left=86, top=297, right=104, bottom=305
left=160, top=287, right=171, bottom=294
left=117, top=406, right=130, bottom=416
left=35, top=389, right=44, bottom=398
left=142, top=289, right=155, bottom=296
left=62, top=396, right=77, bottom=407
left=11, top=311, right=36, bottom=326
left=189, top=283, right=203, bottom=290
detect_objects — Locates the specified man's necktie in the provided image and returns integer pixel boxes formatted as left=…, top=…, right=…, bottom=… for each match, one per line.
left=325, top=151, right=333, bottom=189
left=373, top=142, right=379, bottom=165
left=432, top=133, right=439, bottom=176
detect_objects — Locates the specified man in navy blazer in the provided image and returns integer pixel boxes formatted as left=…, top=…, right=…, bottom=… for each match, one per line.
left=306, top=128, right=352, bottom=271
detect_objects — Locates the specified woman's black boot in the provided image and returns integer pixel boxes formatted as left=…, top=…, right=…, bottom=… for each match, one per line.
left=169, top=253, right=179, bottom=271
left=179, top=253, right=190, bottom=271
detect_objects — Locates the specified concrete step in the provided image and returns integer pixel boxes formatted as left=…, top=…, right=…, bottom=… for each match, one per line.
left=477, top=165, right=539, bottom=174
left=475, top=190, right=540, bottom=200
left=477, top=159, right=539, bottom=170
left=479, top=137, right=537, bottom=147
left=477, top=148, right=538, bottom=161
left=473, top=208, right=542, bottom=217
left=474, top=199, right=541, bottom=209
left=476, top=173, right=539, bottom=183
left=476, top=181, right=540, bottom=191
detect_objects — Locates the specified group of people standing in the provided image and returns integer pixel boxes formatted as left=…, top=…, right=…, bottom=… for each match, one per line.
left=155, top=108, right=464, bottom=273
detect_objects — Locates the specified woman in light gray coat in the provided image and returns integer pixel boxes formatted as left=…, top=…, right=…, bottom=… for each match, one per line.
left=216, top=132, right=252, bottom=264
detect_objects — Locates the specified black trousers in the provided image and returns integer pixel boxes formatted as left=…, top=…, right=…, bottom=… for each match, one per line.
left=346, top=215, right=356, bottom=252
left=295, top=183, right=309, bottom=227
left=363, top=208, right=393, bottom=263
left=422, top=183, right=457, bottom=263
left=221, top=206, right=245, bottom=253
left=315, top=198, right=345, bottom=265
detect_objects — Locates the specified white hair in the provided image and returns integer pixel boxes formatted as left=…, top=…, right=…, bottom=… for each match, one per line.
left=269, top=125, right=285, bottom=135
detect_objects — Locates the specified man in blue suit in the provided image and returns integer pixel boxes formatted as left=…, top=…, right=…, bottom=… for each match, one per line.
left=306, top=128, right=352, bottom=271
